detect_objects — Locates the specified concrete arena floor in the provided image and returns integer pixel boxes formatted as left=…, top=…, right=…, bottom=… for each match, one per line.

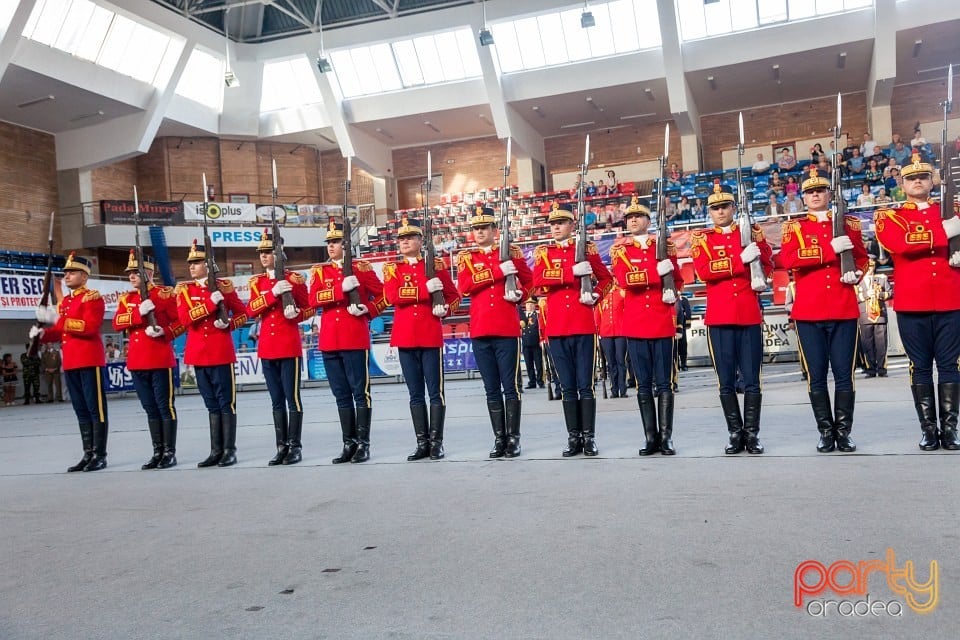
left=1, top=357, right=957, bottom=639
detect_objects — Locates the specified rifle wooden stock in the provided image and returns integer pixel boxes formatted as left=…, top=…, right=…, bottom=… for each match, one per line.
left=423, top=183, right=445, bottom=307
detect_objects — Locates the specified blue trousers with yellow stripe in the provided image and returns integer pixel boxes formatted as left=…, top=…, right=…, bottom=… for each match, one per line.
left=398, top=347, right=444, bottom=407
left=897, top=310, right=960, bottom=385
left=195, top=364, right=236, bottom=414
left=262, top=357, right=302, bottom=412
left=472, top=337, right=521, bottom=402
left=131, top=368, right=176, bottom=421
left=796, top=320, right=858, bottom=393
left=65, top=366, right=108, bottom=426
left=323, top=350, right=370, bottom=410
left=707, top=325, right=762, bottom=395
left=550, top=334, right=597, bottom=401
left=627, top=337, right=674, bottom=396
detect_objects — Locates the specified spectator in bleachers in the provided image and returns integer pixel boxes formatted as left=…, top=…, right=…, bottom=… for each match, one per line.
left=584, top=206, right=598, bottom=229
left=884, top=167, right=901, bottom=192
left=827, top=140, right=841, bottom=165
left=910, top=127, right=927, bottom=149
left=677, top=196, right=692, bottom=222
left=874, top=186, right=892, bottom=205
left=882, top=156, right=899, bottom=180
left=596, top=181, right=608, bottom=196
left=763, top=194, right=783, bottom=219
left=777, top=147, right=796, bottom=171
left=861, top=132, right=878, bottom=159
left=691, top=197, right=705, bottom=220
left=842, top=138, right=859, bottom=162
left=585, top=181, right=598, bottom=197
left=954, top=135, right=960, bottom=156
left=890, top=176, right=906, bottom=202
left=784, top=175, right=799, bottom=198
left=768, top=171, right=784, bottom=196
left=846, top=147, right=865, bottom=174
left=751, top=153, right=770, bottom=174
left=783, top=190, right=803, bottom=214
left=856, top=183, right=875, bottom=208
left=864, top=158, right=883, bottom=185
left=890, top=140, right=911, bottom=166
left=663, top=198, right=678, bottom=224
left=668, top=162, right=683, bottom=187
left=605, top=170, right=618, bottom=194
left=886, top=133, right=902, bottom=154
left=809, top=143, right=824, bottom=165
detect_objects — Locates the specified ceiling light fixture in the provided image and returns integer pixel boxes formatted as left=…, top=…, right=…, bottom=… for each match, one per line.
left=619, top=113, right=656, bottom=120
left=643, top=88, right=654, bottom=101
left=532, top=105, right=546, bottom=118
left=581, top=0, right=595, bottom=28
left=707, top=75, right=717, bottom=90
left=837, top=52, right=847, bottom=69
left=560, top=121, right=595, bottom=129
left=478, top=0, right=494, bottom=46
left=69, top=110, right=105, bottom=123
left=317, top=9, right=332, bottom=73
left=17, top=95, right=55, bottom=108
left=913, top=39, right=923, bottom=58
left=374, top=127, right=394, bottom=140
left=424, top=121, right=441, bottom=133
left=223, top=7, right=239, bottom=87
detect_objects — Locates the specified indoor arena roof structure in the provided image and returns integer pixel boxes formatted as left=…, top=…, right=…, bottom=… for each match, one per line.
left=0, top=0, right=956, bottom=176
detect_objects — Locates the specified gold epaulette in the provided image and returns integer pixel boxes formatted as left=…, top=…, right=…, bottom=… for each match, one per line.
left=247, top=275, right=261, bottom=288
left=354, top=260, right=372, bottom=273
left=609, top=244, right=626, bottom=260
left=156, top=286, right=175, bottom=299
left=751, top=225, right=766, bottom=242
left=174, top=282, right=189, bottom=296
left=456, top=249, right=472, bottom=269
left=382, top=262, right=398, bottom=280
left=218, top=278, right=235, bottom=293
left=782, top=220, right=801, bottom=236
left=82, top=290, right=101, bottom=302
left=433, top=257, right=446, bottom=271
left=533, top=245, right=549, bottom=262
left=666, top=240, right=678, bottom=257
left=509, top=244, right=524, bottom=259
left=289, top=271, right=306, bottom=284
left=844, top=216, right=862, bottom=231
left=586, top=242, right=599, bottom=256
left=690, top=229, right=706, bottom=241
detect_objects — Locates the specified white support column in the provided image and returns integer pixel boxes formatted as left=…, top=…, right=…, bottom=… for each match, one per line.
left=54, top=36, right=197, bottom=170
left=656, top=0, right=701, bottom=172
left=867, top=0, right=896, bottom=141
left=0, top=0, right=37, bottom=83
left=220, top=48, right=264, bottom=137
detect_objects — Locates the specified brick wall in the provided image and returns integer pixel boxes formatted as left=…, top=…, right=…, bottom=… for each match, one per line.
left=91, top=157, right=138, bottom=202
left=891, top=79, right=950, bottom=143
left=0, top=122, right=60, bottom=253
left=700, top=92, right=868, bottom=170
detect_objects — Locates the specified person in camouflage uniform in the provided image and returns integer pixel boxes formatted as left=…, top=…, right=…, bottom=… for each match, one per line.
left=20, top=344, right=42, bottom=405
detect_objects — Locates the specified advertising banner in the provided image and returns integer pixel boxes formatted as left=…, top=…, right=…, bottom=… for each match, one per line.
left=101, top=200, right=184, bottom=225
left=104, top=361, right=181, bottom=394
left=183, top=201, right=258, bottom=223
left=0, top=275, right=131, bottom=314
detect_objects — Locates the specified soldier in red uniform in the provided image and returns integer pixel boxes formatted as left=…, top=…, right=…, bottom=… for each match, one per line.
left=875, top=154, right=960, bottom=450
left=383, top=217, right=459, bottom=460
left=456, top=205, right=533, bottom=458
left=610, top=197, right=683, bottom=455
left=690, top=184, right=773, bottom=454
left=310, top=220, right=386, bottom=464
left=532, top=202, right=613, bottom=456
left=595, top=286, right=627, bottom=399
left=246, top=231, right=311, bottom=465
left=780, top=167, right=868, bottom=453
left=176, top=241, right=247, bottom=468
left=32, top=253, right=109, bottom=472
left=113, top=251, right=184, bottom=469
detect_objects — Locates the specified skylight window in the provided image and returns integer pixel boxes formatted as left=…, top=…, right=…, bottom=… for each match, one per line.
left=175, top=47, right=225, bottom=110
left=491, top=0, right=661, bottom=74
left=330, top=28, right=482, bottom=98
left=677, top=0, right=873, bottom=41
left=260, top=56, right=324, bottom=112
left=23, top=0, right=178, bottom=85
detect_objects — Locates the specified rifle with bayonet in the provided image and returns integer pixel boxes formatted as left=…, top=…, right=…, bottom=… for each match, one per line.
left=832, top=94, right=857, bottom=278
left=423, top=153, right=445, bottom=307
left=342, top=157, right=361, bottom=307
left=500, top=138, right=518, bottom=298
left=132, top=186, right=157, bottom=329
left=28, top=210, right=56, bottom=357
left=941, top=64, right=960, bottom=261
left=201, top=173, right=229, bottom=324
left=736, top=113, right=768, bottom=292
left=657, top=124, right=678, bottom=301
left=576, top=135, right=593, bottom=297
left=270, top=159, right=294, bottom=310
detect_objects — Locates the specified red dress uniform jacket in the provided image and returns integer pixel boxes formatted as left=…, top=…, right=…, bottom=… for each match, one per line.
left=875, top=202, right=960, bottom=313
left=690, top=225, right=774, bottom=326
left=246, top=271, right=311, bottom=360
left=175, top=279, right=247, bottom=366
left=310, top=260, right=387, bottom=352
left=112, top=285, right=183, bottom=370
left=41, top=286, right=105, bottom=370
left=456, top=244, right=533, bottom=338
left=383, top=258, right=459, bottom=348
left=594, top=288, right=625, bottom=338
left=538, top=297, right=550, bottom=345
left=610, top=238, right=683, bottom=339
left=532, top=240, right=613, bottom=337
left=779, top=214, right=869, bottom=321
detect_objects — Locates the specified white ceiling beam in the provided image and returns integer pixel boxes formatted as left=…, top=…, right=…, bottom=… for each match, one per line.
left=370, top=0, right=398, bottom=19
left=868, top=0, right=897, bottom=108
left=0, top=0, right=38, bottom=85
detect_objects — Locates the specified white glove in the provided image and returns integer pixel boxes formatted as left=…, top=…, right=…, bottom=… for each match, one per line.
left=348, top=303, right=369, bottom=317
left=213, top=318, right=230, bottom=330
left=572, top=261, right=593, bottom=277
left=432, top=303, right=449, bottom=317
left=28, top=326, right=44, bottom=340
left=840, top=270, right=862, bottom=285
left=272, top=279, right=293, bottom=296
left=209, top=290, right=224, bottom=305
left=426, top=277, right=444, bottom=293
left=145, top=325, right=165, bottom=339
left=579, top=291, right=599, bottom=306
left=830, top=236, right=854, bottom=254
left=661, top=289, right=677, bottom=305
left=656, top=259, right=674, bottom=276
left=283, top=305, right=299, bottom=320
left=943, top=217, right=960, bottom=239
left=499, top=260, right=518, bottom=276
left=951, top=250, right=960, bottom=267
left=751, top=276, right=768, bottom=292
left=340, top=276, right=360, bottom=292
left=138, top=299, right=155, bottom=316
left=35, top=305, right=58, bottom=324
left=503, top=290, right=523, bottom=303
left=739, top=242, right=760, bottom=264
